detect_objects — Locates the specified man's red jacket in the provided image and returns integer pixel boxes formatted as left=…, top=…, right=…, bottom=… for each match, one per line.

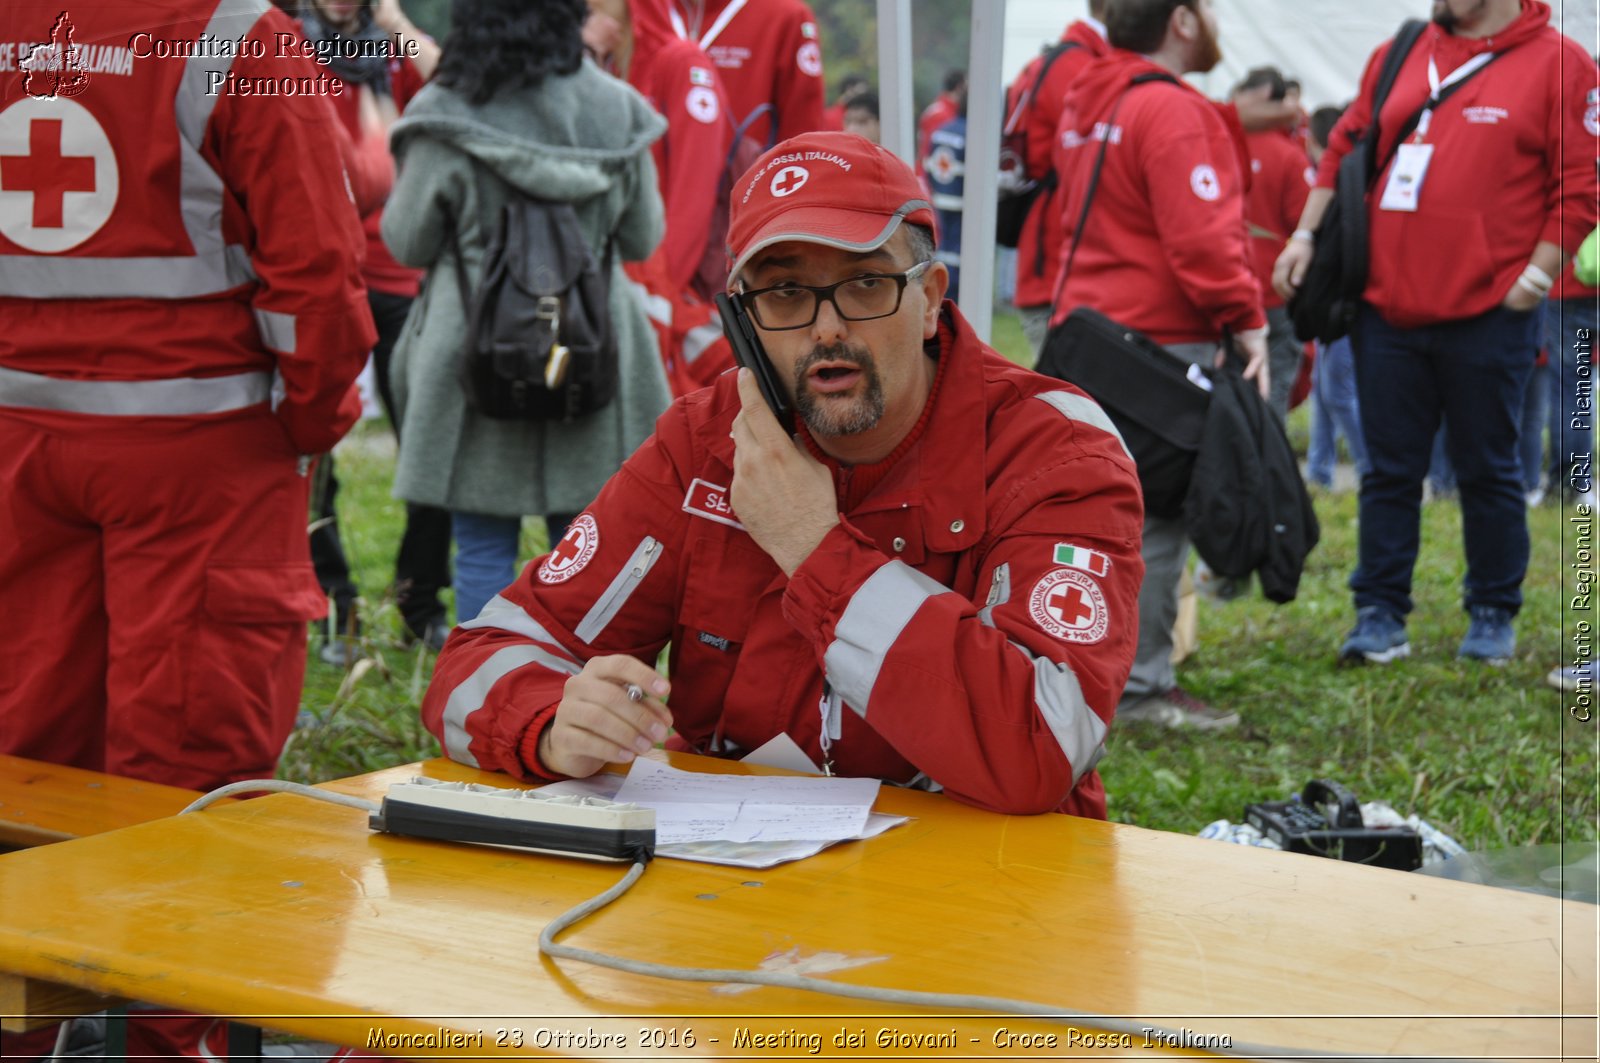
left=1244, top=129, right=1312, bottom=312
left=670, top=0, right=825, bottom=147
left=1316, top=0, right=1598, bottom=328
left=422, top=306, right=1143, bottom=818
left=1049, top=51, right=1264, bottom=344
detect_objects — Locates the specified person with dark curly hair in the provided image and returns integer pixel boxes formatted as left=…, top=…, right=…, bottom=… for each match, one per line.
left=382, top=0, right=670, bottom=628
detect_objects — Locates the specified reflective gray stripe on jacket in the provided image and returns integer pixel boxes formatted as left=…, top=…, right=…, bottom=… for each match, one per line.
left=445, top=595, right=586, bottom=765
left=825, top=559, right=1107, bottom=782
left=0, top=365, right=271, bottom=415
left=1034, top=390, right=1132, bottom=462
left=0, top=0, right=267, bottom=301
left=823, top=561, right=945, bottom=718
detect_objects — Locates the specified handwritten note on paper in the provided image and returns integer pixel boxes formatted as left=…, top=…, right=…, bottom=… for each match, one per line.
left=536, top=766, right=910, bottom=869
left=614, top=758, right=879, bottom=844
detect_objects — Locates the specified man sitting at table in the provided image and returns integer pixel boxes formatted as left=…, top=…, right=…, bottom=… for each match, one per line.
left=421, top=131, right=1143, bottom=817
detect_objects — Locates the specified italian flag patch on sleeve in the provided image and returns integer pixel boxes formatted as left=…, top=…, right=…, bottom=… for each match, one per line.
left=1053, top=543, right=1109, bottom=576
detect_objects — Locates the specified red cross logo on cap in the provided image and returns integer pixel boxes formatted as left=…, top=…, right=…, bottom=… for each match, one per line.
left=538, top=514, right=600, bottom=584
left=1028, top=568, right=1109, bottom=644
left=770, top=165, right=809, bottom=198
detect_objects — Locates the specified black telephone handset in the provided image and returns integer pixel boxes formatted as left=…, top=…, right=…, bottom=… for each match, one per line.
left=714, top=291, right=794, bottom=435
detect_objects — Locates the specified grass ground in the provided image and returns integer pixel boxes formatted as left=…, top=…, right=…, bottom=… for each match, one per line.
left=285, top=309, right=1599, bottom=855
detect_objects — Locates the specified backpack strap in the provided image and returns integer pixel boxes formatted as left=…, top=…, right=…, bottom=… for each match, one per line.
left=1003, top=39, right=1081, bottom=137
left=1353, top=19, right=1428, bottom=187
left=1049, top=71, right=1180, bottom=312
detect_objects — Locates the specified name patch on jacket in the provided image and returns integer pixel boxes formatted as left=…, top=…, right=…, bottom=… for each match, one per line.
left=1029, top=568, right=1109, bottom=644
left=682, top=478, right=744, bottom=529
left=697, top=630, right=732, bottom=652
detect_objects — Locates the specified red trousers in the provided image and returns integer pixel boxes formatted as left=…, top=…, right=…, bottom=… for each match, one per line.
left=0, top=405, right=324, bottom=790
left=0, top=406, right=326, bottom=1060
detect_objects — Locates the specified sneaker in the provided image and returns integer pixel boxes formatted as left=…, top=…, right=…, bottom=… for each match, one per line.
left=319, top=638, right=359, bottom=668
left=1339, top=606, right=1410, bottom=664
left=1458, top=606, right=1515, bottom=664
left=1547, top=661, right=1595, bottom=692
left=1118, top=686, right=1240, bottom=730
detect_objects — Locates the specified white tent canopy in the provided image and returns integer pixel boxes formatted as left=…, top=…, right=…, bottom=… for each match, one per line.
left=1005, top=0, right=1597, bottom=110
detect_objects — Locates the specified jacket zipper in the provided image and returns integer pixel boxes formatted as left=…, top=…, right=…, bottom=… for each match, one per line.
left=574, top=536, right=662, bottom=644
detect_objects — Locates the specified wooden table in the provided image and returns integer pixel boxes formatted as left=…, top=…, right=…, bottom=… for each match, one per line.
left=0, top=753, right=1593, bottom=1060
left=0, top=753, right=204, bottom=849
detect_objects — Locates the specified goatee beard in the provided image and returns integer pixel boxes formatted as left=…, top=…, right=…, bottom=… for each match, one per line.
left=792, top=343, right=886, bottom=438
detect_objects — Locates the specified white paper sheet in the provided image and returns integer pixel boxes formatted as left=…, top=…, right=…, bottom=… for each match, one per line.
left=534, top=760, right=910, bottom=868
left=615, top=758, right=878, bottom=843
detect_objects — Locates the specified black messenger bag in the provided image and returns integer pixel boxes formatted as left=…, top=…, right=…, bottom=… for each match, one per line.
left=1036, top=307, right=1210, bottom=519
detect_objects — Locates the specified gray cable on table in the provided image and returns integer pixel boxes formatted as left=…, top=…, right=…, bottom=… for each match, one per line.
left=179, top=778, right=380, bottom=815
left=539, top=861, right=1475, bottom=1063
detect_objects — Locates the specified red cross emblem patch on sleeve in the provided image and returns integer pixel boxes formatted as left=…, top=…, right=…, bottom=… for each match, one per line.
left=538, top=514, right=599, bottom=584
left=1028, top=568, right=1109, bottom=644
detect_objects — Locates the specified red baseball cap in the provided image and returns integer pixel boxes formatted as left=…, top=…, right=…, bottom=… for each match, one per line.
left=724, top=131, right=936, bottom=287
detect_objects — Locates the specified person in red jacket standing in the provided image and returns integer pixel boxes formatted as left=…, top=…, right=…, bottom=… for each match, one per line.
left=589, top=0, right=734, bottom=397
left=1008, top=0, right=1109, bottom=357
left=669, top=0, right=826, bottom=148
left=1275, top=0, right=1598, bottom=667
left=0, top=0, right=372, bottom=1055
left=1233, top=66, right=1311, bottom=421
left=419, top=131, right=1143, bottom=818
left=1050, top=0, right=1267, bottom=731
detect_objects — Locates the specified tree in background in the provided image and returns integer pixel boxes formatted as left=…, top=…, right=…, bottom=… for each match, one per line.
left=811, top=0, right=970, bottom=127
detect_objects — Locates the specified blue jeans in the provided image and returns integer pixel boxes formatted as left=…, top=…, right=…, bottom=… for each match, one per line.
left=1518, top=359, right=1552, bottom=492
left=451, top=511, right=521, bottom=624
left=1544, top=297, right=1599, bottom=493
left=1349, top=304, right=1539, bottom=618
left=1306, top=336, right=1368, bottom=485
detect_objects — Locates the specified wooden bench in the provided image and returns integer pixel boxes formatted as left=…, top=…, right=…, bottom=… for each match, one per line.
left=0, top=755, right=210, bottom=1033
left=0, top=753, right=204, bottom=849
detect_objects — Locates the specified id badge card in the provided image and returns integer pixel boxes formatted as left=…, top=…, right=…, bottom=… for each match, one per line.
left=1379, top=143, right=1434, bottom=212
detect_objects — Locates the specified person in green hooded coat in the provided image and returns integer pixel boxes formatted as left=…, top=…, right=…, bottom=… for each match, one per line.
left=382, top=0, right=670, bottom=625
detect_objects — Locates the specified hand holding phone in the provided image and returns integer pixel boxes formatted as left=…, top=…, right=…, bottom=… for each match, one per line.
left=715, top=292, right=794, bottom=435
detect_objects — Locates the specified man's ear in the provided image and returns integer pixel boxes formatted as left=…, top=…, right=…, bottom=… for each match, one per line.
left=920, top=261, right=950, bottom=337
left=1172, top=3, right=1198, bottom=44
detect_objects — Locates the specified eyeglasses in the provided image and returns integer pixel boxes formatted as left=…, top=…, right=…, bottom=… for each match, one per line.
left=740, top=261, right=932, bottom=331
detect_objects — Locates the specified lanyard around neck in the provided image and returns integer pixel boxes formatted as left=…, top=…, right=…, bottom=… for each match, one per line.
left=669, top=0, right=749, bottom=49
left=1417, top=50, right=1494, bottom=137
